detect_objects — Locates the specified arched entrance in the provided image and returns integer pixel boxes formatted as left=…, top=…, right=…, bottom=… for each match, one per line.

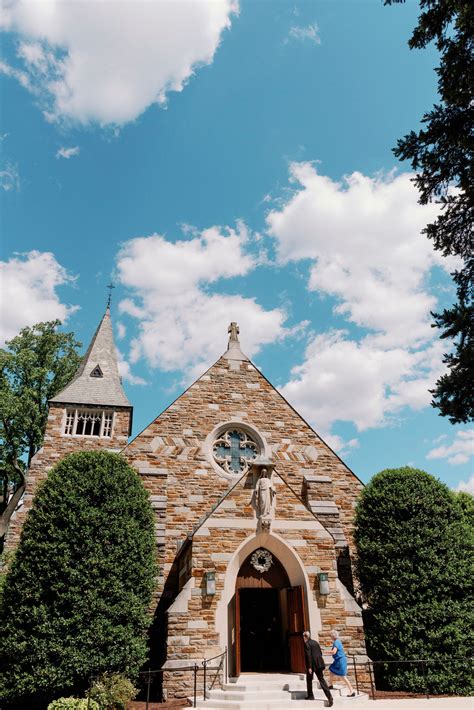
left=234, top=548, right=307, bottom=675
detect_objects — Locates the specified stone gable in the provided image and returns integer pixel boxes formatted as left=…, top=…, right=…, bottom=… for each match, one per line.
left=124, top=355, right=363, bottom=582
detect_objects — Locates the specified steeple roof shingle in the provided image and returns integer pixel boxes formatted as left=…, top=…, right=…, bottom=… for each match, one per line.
left=50, top=307, right=131, bottom=408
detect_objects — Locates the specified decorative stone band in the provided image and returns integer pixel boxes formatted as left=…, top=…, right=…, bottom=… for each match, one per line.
left=308, top=500, right=340, bottom=515
left=135, top=465, right=168, bottom=476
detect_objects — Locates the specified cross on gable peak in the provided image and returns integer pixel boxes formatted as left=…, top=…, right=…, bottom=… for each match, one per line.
left=228, top=322, right=240, bottom=343
left=223, top=321, right=248, bottom=362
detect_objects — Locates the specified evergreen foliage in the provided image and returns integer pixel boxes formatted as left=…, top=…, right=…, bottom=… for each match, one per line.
left=354, top=466, right=474, bottom=695
left=385, top=1, right=474, bottom=423
left=0, top=451, right=156, bottom=708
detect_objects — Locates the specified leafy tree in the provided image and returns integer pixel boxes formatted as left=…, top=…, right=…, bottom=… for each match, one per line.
left=0, top=451, right=156, bottom=708
left=385, top=0, right=473, bottom=423
left=0, top=320, right=81, bottom=539
left=354, top=466, right=474, bottom=695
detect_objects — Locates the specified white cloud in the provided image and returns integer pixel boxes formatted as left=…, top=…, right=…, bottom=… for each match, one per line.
left=116, top=322, right=126, bottom=340
left=269, top=164, right=457, bottom=433
left=116, top=224, right=291, bottom=378
left=0, top=251, right=78, bottom=343
left=0, top=59, right=32, bottom=91
left=267, top=164, right=457, bottom=348
left=280, top=330, right=445, bottom=433
left=1, top=0, right=238, bottom=125
left=116, top=349, right=146, bottom=386
left=56, top=145, right=80, bottom=159
left=456, top=475, right=474, bottom=495
left=0, top=162, right=20, bottom=191
left=323, top=433, right=359, bottom=458
left=286, top=23, right=321, bottom=45
left=427, top=430, right=473, bottom=467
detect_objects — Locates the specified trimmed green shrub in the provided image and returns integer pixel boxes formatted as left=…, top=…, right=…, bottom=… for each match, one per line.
left=0, top=451, right=156, bottom=707
left=354, top=466, right=474, bottom=695
left=48, top=699, right=99, bottom=710
left=89, top=672, right=138, bottom=709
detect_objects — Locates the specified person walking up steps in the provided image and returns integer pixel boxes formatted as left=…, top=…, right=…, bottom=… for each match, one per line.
left=303, top=631, right=333, bottom=706
left=328, top=629, right=356, bottom=697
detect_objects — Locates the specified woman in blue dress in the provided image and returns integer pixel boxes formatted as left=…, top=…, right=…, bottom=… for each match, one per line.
left=328, top=630, right=356, bottom=697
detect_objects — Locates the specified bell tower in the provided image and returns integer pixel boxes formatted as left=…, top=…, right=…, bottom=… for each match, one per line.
left=4, top=305, right=133, bottom=550
left=49, top=304, right=133, bottom=447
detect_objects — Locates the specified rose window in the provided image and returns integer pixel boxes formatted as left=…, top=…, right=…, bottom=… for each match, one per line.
left=212, top=428, right=259, bottom=475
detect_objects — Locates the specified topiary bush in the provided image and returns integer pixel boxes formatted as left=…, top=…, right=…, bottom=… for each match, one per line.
left=0, top=451, right=156, bottom=707
left=354, top=466, right=474, bottom=695
left=89, top=672, right=138, bottom=709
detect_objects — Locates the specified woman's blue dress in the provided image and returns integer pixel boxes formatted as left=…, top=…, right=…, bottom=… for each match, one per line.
left=329, top=638, right=347, bottom=676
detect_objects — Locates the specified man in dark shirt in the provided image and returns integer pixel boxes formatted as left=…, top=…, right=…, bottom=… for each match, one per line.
left=303, top=630, right=333, bottom=706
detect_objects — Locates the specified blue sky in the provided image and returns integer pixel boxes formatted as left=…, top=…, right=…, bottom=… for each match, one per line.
left=1, top=0, right=472, bottom=491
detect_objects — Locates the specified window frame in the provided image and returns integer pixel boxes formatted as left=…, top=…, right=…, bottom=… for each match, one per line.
left=63, top=408, right=114, bottom=439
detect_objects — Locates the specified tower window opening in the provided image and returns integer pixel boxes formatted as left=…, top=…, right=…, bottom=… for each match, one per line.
left=63, top=409, right=114, bottom=438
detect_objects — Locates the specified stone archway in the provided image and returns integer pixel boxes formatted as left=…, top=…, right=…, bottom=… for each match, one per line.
left=215, top=532, right=321, bottom=677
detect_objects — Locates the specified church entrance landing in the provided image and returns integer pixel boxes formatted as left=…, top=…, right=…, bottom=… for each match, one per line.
left=233, top=549, right=307, bottom=675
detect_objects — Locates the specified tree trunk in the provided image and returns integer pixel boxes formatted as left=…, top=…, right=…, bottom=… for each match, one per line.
left=0, top=463, right=25, bottom=541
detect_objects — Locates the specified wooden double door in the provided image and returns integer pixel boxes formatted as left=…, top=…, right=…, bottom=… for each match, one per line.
left=229, top=550, right=307, bottom=676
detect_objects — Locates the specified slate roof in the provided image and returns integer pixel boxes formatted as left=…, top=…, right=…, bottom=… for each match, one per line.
left=50, top=307, right=131, bottom=408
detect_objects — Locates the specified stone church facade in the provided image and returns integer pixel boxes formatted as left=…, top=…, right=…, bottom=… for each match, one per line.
left=5, top=308, right=369, bottom=700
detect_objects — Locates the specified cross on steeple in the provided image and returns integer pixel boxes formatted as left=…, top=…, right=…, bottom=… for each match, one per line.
left=106, top=282, right=115, bottom=308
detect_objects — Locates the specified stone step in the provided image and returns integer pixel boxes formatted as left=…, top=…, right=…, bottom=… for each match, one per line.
left=191, top=673, right=367, bottom=709
left=224, top=681, right=355, bottom=697
left=193, top=700, right=328, bottom=709
left=228, top=673, right=304, bottom=684
left=225, top=678, right=306, bottom=688
left=193, top=698, right=366, bottom=709
left=207, top=689, right=307, bottom=701
left=230, top=673, right=305, bottom=679
left=223, top=683, right=307, bottom=692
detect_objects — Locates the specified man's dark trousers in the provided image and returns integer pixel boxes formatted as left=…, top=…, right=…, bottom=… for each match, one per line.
left=304, top=637, right=333, bottom=704
left=306, top=668, right=332, bottom=702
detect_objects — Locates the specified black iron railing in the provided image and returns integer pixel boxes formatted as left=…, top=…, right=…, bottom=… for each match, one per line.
left=347, top=656, right=474, bottom=700
left=137, top=646, right=228, bottom=708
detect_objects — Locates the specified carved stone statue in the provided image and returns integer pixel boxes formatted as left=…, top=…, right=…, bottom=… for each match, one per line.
left=254, top=467, right=276, bottom=532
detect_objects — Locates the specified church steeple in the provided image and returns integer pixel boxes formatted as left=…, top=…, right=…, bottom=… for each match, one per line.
left=50, top=306, right=131, bottom=409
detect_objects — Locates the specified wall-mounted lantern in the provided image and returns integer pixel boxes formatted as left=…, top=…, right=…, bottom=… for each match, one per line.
left=205, top=570, right=216, bottom=596
left=318, top=572, right=329, bottom=595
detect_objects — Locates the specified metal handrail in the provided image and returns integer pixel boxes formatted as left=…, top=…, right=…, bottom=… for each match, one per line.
left=346, top=655, right=474, bottom=701
left=202, top=648, right=227, bottom=702
left=137, top=646, right=228, bottom=708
